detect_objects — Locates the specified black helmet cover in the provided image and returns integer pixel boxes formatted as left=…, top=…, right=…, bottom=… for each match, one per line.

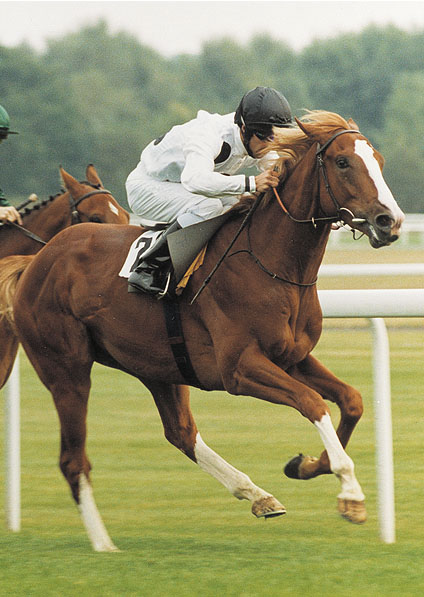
left=234, top=86, right=292, bottom=132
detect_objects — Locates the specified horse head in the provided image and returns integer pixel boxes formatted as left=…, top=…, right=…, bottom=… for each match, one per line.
left=295, top=113, right=404, bottom=248
left=60, top=166, right=129, bottom=225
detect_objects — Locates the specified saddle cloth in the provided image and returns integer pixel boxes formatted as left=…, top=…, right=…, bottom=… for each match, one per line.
left=119, top=229, right=163, bottom=279
left=118, top=228, right=207, bottom=293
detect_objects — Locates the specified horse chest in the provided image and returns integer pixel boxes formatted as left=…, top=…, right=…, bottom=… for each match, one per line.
left=268, top=310, right=322, bottom=368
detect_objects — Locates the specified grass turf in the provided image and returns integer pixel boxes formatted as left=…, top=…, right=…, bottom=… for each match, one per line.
left=1, top=324, right=423, bottom=596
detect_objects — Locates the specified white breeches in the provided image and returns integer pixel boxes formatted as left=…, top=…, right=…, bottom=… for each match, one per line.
left=126, top=173, right=238, bottom=227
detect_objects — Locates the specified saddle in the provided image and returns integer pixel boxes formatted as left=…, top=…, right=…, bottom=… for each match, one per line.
left=119, top=212, right=232, bottom=297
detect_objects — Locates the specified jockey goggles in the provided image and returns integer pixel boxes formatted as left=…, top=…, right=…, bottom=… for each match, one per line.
left=240, top=115, right=275, bottom=142
left=253, top=129, right=275, bottom=141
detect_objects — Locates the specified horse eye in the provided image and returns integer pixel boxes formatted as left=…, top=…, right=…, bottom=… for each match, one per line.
left=336, top=157, right=349, bottom=169
left=89, top=216, right=102, bottom=223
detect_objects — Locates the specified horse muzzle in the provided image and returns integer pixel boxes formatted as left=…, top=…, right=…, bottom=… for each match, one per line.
left=360, top=211, right=404, bottom=248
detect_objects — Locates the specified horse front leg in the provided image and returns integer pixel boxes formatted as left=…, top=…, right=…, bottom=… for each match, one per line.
left=222, top=346, right=366, bottom=524
left=283, top=354, right=366, bottom=524
left=284, top=354, right=364, bottom=480
left=146, top=381, right=286, bottom=519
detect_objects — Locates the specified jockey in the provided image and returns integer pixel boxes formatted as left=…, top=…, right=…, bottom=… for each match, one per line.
left=0, top=104, right=22, bottom=225
left=126, top=86, right=293, bottom=296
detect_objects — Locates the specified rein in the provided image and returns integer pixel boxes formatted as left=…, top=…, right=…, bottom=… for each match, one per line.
left=191, top=128, right=365, bottom=300
left=190, top=192, right=265, bottom=304
left=229, top=218, right=318, bottom=287
left=239, top=129, right=366, bottom=286
left=5, top=221, right=47, bottom=245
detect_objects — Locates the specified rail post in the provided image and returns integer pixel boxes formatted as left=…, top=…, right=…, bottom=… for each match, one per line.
left=4, top=354, right=21, bottom=531
left=370, top=318, right=395, bottom=544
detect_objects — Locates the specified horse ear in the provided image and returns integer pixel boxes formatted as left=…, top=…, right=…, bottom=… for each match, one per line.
left=60, top=167, right=84, bottom=198
left=85, top=164, right=103, bottom=187
left=348, top=117, right=359, bottom=130
left=295, top=117, right=313, bottom=137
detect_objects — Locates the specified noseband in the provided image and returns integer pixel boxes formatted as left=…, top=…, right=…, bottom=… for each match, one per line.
left=69, top=188, right=113, bottom=224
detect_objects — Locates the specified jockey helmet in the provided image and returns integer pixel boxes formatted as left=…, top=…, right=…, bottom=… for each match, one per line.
left=234, top=86, right=292, bottom=134
left=0, top=105, right=18, bottom=139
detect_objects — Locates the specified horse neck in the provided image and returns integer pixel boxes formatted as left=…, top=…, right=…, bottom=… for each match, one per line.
left=0, top=194, right=71, bottom=258
left=35, top=193, right=72, bottom=237
left=251, top=148, right=332, bottom=284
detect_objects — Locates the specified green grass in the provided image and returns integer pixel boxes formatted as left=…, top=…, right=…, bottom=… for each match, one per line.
left=1, top=325, right=424, bottom=596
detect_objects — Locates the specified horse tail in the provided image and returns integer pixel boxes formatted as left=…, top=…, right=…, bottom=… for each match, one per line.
left=0, top=255, right=35, bottom=326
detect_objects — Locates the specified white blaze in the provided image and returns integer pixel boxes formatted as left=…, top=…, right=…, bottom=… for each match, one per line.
left=108, top=201, right=119, bottom=216
left=354, top=139, right=404, bottom=222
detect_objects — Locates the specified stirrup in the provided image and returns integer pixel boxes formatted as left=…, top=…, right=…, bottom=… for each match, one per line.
left=157, top=271, right=172, bottom=299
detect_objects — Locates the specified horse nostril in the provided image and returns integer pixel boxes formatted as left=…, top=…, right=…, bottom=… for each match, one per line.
left=375, top=214, right=395, bottom=231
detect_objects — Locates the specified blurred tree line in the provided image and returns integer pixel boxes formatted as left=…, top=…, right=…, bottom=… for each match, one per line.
left=1, top=21, right=423, bottom=212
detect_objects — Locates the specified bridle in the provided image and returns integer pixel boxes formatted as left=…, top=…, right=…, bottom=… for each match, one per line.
left=69, top=188, right=113, bottom=225
left=4, top=186, right=114, bottom=245
left=273, top=129, right=366, bottom=228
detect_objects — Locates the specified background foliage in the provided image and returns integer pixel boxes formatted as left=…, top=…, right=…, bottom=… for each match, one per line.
left=1, top=21, right=423, bottom=212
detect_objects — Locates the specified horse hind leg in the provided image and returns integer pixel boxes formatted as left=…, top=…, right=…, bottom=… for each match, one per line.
left=0, top=319, right=19, bottom=389
left=17, top=318, right=119, bottom=551
left=56, top=397, right=120, bottom=552
left=147, top=382, right=286, bottom=519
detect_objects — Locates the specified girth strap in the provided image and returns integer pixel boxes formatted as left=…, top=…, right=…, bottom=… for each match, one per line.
left=163, top=299, right=203, bottom=388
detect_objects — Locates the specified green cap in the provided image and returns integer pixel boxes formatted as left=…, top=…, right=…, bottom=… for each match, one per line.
left=0, top=104, right=18, bottom=138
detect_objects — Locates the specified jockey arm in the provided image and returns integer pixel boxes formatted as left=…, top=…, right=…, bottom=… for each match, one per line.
left=180, top=129, right=278, bottom=198
left=181, top=150, right=249, bottom=197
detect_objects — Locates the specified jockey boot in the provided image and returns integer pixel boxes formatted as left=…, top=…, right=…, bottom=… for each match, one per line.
left=128, top=220, right=181, bottom=297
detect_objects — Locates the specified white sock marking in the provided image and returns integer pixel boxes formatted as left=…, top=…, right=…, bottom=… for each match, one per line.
left=193, top=433, right=270, bottom=502
left=314, top=414, right=365, bottom=501
left=78, top=474, right=119, bottom=552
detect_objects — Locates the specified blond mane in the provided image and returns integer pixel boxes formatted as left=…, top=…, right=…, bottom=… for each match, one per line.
left=269, top=110, right=353, bottom=179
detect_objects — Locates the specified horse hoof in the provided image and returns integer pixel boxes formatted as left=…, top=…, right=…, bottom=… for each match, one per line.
left=284, top=454, right=319, bottom=480
left=337, top=498, right=367, bottom=524
left=284, top=454, right=304, bottom=479
left=252, top=496, right=286, bottom=519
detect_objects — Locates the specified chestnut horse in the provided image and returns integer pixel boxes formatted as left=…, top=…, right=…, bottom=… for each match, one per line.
left=0, top=164, right=129, bottom=386
left=3, top=112, right=404, bottom=551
